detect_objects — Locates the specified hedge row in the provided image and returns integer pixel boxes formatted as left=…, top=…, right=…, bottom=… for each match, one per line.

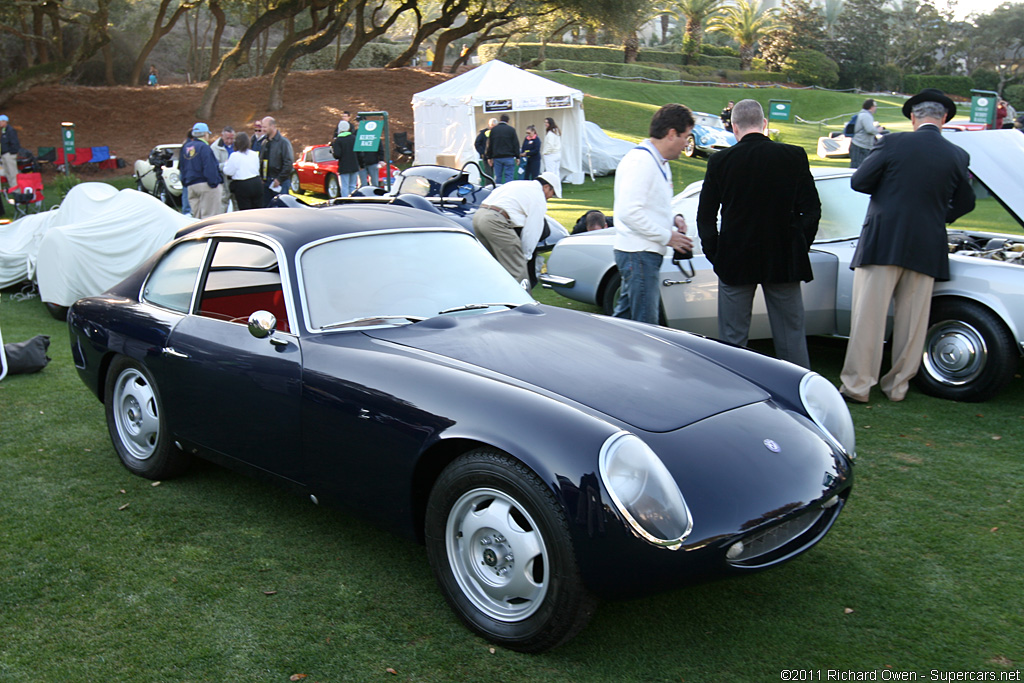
left=480, top=42, right=739, bottom=69
left=902, top=74, right=975, bottom=98
left=539, top=58, right=789, bottom=87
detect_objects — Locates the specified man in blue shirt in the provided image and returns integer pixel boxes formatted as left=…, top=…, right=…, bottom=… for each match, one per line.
left=179, top=122, right=222, bottom=219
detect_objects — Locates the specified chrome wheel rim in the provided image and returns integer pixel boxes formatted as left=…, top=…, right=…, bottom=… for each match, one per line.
left=326, top=175, right=340, bottom=199
left=112, top=368, right=160, bottom=460
left=445, top=487, right=549, bottom=622
left=922, top=319, right=987, bottom=386
left=685, top=136, right=695, bottom=156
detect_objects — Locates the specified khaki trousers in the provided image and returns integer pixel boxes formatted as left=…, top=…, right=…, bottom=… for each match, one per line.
left=472, top=207, right=529, bottom=288
left=1, top=152, right=18, bottom=190
left=188, top=182, right=222, bottom=219
left=840, top=264, right=934, bottom=402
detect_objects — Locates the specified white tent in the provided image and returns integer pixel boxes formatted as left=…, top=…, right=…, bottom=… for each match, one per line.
left=411, top=60, right=586, bottom=184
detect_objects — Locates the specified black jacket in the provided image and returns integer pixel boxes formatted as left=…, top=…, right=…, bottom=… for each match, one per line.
left=486, top=122, right=518, bottom=159
left=697, top=133, right=821, bottom=286
left=331, top=132, right=360, bottom=174
left=849, top=124, right=974, bottom=281
left=259, top=132, right=293, bottom=184
left=0, top=124, right=19, bottom=156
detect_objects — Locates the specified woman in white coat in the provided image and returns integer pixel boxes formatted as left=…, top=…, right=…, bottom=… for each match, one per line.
left=542, top=117, right=561, bottom=178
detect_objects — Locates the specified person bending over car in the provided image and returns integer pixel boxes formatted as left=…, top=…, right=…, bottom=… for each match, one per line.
left=472, top=171, right=561, bottom=289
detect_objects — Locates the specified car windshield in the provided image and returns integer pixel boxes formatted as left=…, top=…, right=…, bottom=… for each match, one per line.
left=815, top=176, right=871, bottom=241
left=312, top=147, right=334, bottom=163
left=694, top=114, right=721, bottom=129
left=299, top=229, right=534, bottom=330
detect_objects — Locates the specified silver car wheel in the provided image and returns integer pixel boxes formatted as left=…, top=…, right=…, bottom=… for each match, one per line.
left=921, top=319, right=987, bottom=386
left=445, top=486, right=549, bottom=622
left=111, top=367, right=160, bottom=460
left=325, top=174, right=340, bottom=199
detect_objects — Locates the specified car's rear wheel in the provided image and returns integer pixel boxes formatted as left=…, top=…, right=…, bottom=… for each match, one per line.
left=325, top=173, right=340, bottom=199
left=600, top=270, right=621, bottom=316
left=425, top=449, right=596, bottom=653
left=290, top=171, right=301, bottom=194
left=44, top=302, right=69, bottom=321
left=914, top=299, right=1018, bottom=402
left=683, top=134, right=696, bottom=158
left=104, top=356, right=190, bottom=479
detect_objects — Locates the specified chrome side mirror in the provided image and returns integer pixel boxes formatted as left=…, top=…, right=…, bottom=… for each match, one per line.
left=247, top=310, right=277, bottom=339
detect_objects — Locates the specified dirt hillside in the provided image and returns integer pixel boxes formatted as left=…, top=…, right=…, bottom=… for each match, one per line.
left=3, top=68, right=452, bottom=173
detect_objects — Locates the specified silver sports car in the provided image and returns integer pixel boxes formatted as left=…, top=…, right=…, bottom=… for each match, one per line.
left=542, top=130, right=1024, bottom=402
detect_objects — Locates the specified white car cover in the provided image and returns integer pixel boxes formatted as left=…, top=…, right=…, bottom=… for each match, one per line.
left=581, top=121, right=635, bottom=178
left=17, top=183, right=194, bottom=306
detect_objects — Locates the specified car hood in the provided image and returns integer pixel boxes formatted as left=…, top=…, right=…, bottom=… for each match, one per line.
left=946, top=129, right=1024, bottom=227
left=364, top=305, right=769, bottom=432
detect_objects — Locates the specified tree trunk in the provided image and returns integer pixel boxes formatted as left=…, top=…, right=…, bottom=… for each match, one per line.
left=740, top=43, right=754, bottom=70
left=102, top=42, right=115, bottom=84
left=209, top=0, right=226, bottom=69
left=623, top=30, right=639, bottom=64
left=267, top=4, right=352, bottom=110
left=129, top=0, right=196, bottom=86
left=385, top=0, right=471, bottom=68
left=0, top=0, right=112, bottom=108
left=196, top=0, right=308, bottom=120
left=334, top=0, right=413, bottom=70
left=432, top=9, right=513, bottom=73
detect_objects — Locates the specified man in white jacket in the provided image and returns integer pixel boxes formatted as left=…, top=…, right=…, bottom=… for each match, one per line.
left=612, top=104, right=695, bottom=323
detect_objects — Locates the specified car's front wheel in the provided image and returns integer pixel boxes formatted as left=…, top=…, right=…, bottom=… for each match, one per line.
left=104, top=356, right=190, bottom=479
left=135, top=174, right=145, bottom=192
left=683, top=134, right=696, bottom=158
left=425, top=449, right=596, bottom=653
left=325, top=173, right=340, bottom=199
left=600, top=270, right=621, bottom=316
left=290, top=171, right=301, bottom=194
left=914, top=299, right=1018, bottom=402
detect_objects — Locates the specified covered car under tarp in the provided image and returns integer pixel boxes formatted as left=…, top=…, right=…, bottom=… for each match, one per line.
left=22, top=183, right=193, bottom=307
left=582, top=121, right=634, bottom=177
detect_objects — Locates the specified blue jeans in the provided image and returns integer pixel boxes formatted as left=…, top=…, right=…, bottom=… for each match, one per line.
left=492, top=157, right=515, bottom=184
left=339, top=171, right=359, bottom=197
left=263, top=177, right=291, bottom=207
left=612, top=250, right=664, bottom=324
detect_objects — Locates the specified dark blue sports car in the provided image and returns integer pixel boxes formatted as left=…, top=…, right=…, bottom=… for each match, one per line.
left=68, top=204, right=855, bottom=652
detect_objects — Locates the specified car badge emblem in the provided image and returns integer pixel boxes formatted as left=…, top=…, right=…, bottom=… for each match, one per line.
left=763, top=439, right=781, bottom=453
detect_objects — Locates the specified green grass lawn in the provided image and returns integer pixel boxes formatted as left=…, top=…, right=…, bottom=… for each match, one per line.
left=2, top=77, right=1023, bottom=681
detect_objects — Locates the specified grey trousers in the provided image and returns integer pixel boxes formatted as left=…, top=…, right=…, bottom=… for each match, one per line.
left=472, top=207, right=529, bottom=288
left=719, top=281, right=810, bottom=368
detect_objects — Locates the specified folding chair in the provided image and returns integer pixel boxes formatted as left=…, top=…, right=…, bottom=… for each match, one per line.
left=6, top=171, right=45, bottom=218
left=393, top=132, right=414, bottom=163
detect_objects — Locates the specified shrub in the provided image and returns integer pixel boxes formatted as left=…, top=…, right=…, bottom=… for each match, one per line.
left=539, top=59, right=684, bottom=82
left=698, top=54, right=742, bottom=70
left=970, top=68, right=1000, bottom=92
left=1004, top=84, right=1024, bottom=113
left=903, top=74, right=974, bottom=98
left=782, top=49, right=839, bottom=88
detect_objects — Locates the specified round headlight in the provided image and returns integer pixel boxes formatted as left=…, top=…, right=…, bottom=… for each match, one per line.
left=599, top=432, right=692, bottom=550
left=700, top=135, right=713, bottom=146
left=800, top=373, right=856, bottom=458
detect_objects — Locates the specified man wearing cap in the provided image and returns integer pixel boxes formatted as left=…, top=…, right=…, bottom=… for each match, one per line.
left=472, top=171, right=561, bottom=288
left=179, top=122, right=223, bottom=220
left=0, top=114, right=20, bottom=203
left=839, top=89, right=976, bottom=403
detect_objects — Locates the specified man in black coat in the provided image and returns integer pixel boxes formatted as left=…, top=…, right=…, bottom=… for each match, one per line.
left=697, top=99, right=821, bottom=368
left=839, top=89, right=975, bottom=403
left=485, top=114, right=519, bottom=184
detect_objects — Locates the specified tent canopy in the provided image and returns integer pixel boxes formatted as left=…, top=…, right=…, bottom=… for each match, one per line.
left=411, top=60, right=586, bottom=184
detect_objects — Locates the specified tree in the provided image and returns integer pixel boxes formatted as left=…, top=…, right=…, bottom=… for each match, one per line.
left=706, top=0, right=782, bottom=70
left=129, top=0, right=202, bottom=86
left=664, top=0, right=724, bottom=65
left=971, top=2, right=1024, bottom=94
left=825, top=0, right=890, bottom=89
left=0, top=0, right=114, bottom=108
left=759, top=0, right=825, bottom=72
left=334, top=0, right=416, bottom=70
left=885, top=0, right=953, bottom=75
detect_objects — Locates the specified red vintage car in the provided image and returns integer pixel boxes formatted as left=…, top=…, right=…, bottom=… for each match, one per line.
left=291, top=144, right=398, bottom=199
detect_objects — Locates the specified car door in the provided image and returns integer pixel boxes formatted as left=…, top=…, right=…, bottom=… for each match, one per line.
left=159, top=237, right=304, bottom=481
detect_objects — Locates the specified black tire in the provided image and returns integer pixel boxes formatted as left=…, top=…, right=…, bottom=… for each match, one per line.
left=425, top=449, right=596, bottom=653
left=291, top=171, right=301, bottom=194
left=683, top=134, right=696, bottom=158
left=325, top=173, right=340, bottom=199
left=913, top=299, right=1018, bottom=402
left=600, top=270, right=621, bottom=317
left=44, top=302, right=69, bottom=321
left=135, top=175, right=145, bottom=192
left=104, top=356, right=190, bottom=479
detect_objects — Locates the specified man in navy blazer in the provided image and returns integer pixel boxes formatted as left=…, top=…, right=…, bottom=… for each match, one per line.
left=839, top=89, right=975, bottom=403
left=697, top=99, right=821, bottom=368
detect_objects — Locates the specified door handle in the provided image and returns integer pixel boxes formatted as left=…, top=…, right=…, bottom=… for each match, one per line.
left=162, top=347, right=189, bottom=359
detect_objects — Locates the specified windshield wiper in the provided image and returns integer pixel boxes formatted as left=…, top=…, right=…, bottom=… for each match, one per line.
left=320, top=315, right=427, bottom=330
left=437, top=303, right=521, bottom=315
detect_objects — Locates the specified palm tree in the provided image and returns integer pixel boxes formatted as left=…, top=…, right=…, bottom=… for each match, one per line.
left=707, top=0, right=783, bottom=70
left=822, top=0, right=844, bottom=37
left=667, top=0, right=726, bottom=64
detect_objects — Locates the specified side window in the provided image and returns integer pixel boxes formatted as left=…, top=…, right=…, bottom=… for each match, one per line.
left=143, top=240, right=208, bottom=313
left=197, top=239, right=291, bottom=332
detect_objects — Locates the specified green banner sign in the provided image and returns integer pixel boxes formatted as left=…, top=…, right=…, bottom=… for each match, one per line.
left=354, top=120, right=382, bottom=152
left=61, top=122, right=76, bottom=155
